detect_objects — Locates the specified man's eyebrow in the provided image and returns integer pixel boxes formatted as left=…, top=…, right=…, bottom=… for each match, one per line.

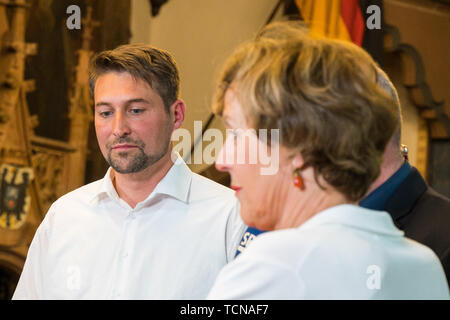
left=95, top=98, right=150, bottom=108
left=95, top=101, right=112, bottom=108
left=125, top=98, right=150, bottom=105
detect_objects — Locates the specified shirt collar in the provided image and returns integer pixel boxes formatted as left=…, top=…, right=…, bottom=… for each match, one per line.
left=89, top=152, right=192, bottom=206
left=88, top=167, right=118, bottom=206
left=384, top=166, right=427, bottom=221
left=359, top=161, right=412, bottom=210
left=150, top=152, right=192, bottom=203
left=299, top=204, right=404, bottom=237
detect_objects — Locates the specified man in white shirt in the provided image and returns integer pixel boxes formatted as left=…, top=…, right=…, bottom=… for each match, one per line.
left=13, top=44, right=245, bottom=299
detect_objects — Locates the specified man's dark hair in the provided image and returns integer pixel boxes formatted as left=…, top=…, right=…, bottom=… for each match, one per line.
left=89, top=43, right=180, bottom=112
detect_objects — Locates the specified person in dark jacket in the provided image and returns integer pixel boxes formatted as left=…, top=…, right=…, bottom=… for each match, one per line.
left=360, top=68, right=450, bottom=287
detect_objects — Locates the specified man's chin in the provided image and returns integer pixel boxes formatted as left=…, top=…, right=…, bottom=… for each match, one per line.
left=111, top=165, right=145, bottom=174
left=111, top=148, right=138, bottom=156
left=106, top=148, right=169, bottom=174
left=108, top=158, right=149, bottom=174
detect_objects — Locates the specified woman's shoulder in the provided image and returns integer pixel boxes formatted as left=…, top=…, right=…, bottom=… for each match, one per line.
left=246, top=223, right=342, bottom=252
left=241, top=228, right=318, bottom=264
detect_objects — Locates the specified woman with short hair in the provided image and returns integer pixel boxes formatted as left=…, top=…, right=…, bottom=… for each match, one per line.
left=207, top=22, right=449, bottom=299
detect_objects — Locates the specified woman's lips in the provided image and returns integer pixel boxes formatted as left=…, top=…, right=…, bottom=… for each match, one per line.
left=231, top=185, right=242, bottom=195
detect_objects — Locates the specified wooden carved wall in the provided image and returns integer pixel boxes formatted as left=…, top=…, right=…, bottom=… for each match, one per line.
left=384, top=0, right=450, bottom=197
left=0, top=0, right=130, bottom=299
left=23, top=0, right=131, bottom=185
left=0, top=0, right=62, bottom=299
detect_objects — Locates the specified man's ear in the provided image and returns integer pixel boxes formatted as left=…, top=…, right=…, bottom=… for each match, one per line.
left=170, top=99, right=185, bottom=131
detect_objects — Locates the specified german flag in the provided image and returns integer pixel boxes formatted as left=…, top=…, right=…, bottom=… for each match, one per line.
left=295, top=0, right=384, bottom=65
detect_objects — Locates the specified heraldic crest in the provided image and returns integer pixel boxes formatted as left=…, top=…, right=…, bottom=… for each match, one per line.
left=0, top=164, right=34, bottom=230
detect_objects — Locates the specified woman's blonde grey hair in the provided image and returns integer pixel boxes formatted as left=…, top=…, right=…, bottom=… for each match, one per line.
left=213, top=21, right=398, bottom=202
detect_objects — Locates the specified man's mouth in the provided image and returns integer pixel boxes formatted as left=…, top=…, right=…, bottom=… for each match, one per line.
left=112, top=144, right=138, bottom=151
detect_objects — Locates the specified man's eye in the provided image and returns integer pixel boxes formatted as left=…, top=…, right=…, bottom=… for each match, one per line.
left=130, top=108, right=144, bottom=114
left=99, top=111, right=112, bottom=117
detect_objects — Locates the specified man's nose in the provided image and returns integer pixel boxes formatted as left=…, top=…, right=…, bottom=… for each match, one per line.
left=112, top=112, right=131, bottom=137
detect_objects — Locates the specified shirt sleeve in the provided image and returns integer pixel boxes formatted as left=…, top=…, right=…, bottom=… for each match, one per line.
left=224, top=199, right=247, bottom=262
left=12, top=218, right=51, bottom=299
left=207, top=254, right=306, bottom=299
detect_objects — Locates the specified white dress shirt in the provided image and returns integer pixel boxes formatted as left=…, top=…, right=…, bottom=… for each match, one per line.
left=207, top=204, right=449, bottom=300
left=13, top=153, right=246, bottom=299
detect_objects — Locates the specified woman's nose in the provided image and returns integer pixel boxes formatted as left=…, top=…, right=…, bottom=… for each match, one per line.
left=215, top=135, right=234, bottom=172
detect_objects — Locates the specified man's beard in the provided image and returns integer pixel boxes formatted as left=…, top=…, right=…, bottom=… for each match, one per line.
left=106, top=136, right=170, bottom=174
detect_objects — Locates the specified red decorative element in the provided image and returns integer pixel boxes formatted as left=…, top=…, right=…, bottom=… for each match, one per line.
left=293, top=170, right=304, bottom=189
left=340, top=0, right=365, bottom=46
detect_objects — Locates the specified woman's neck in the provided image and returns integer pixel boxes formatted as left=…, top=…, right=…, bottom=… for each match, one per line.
left=275, top=174, right=354, bottom=230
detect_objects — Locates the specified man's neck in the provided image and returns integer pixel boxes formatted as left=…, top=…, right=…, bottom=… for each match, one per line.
left=111, top=152, right=174, bottom=208
left=365, top=156, right=404, bottom=197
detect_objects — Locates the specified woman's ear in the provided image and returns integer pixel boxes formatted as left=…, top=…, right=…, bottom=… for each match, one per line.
left=291, top=152, right=304, bottom=170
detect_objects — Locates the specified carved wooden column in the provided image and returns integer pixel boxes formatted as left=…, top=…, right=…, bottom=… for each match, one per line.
left=67, top=2, right=99, bottom=191
left=384, top=0, right=450, bottom=193
left=0, top=1, right=77, bottom=299
left=0, top=0, right=40, bottom=291
left=0, top=0, right=40, bottom=233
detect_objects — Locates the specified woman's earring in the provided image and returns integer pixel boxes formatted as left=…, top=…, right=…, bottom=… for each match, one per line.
left=293, top=169, right=304, bottom=190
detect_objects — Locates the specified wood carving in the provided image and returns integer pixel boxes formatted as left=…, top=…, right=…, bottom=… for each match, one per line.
left=0, top=0, right=92, bottom=289
left=384, top=23, right=450, bottom=140
left=30, top=136, right=74, bottom=213
left=0, top=0, right=40, bottom=239
left=67, top=2, right=98, bottom=191
left=384, top=23, right=450, bottom=178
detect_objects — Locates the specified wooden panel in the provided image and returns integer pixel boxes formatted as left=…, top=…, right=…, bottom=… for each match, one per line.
left=0, top=0, right=131, bottom=299
left=385, top=0, right=450, bottom=138
left=429, top=140, right=450, bottom=197
left=416, top=118, right=429, bottom=179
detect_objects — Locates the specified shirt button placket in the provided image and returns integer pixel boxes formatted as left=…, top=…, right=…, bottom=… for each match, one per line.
left=115, top=210, right=135, bottom=299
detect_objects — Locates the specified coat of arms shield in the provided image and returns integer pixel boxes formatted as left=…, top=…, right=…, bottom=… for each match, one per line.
left=0, top=164, right=34, bottom=230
